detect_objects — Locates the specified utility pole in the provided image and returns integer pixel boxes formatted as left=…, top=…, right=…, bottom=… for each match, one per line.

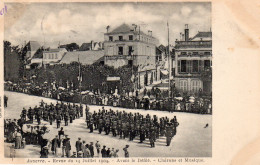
left=167, top=21, right=171, bottom=98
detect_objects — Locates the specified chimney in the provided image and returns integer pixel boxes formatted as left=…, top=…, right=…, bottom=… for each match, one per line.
left=91, top=40, right=94, bottom=50
left=106, top=25, right=110, bottom=33
left=184, top=24, right=189, bottom=41
left=182, top=34, right=185, bottom=41
left=180, top=33, right=182, bottom=41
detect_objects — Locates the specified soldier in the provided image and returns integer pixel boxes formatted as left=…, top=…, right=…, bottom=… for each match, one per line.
left=80, top=104, right=83, bottom=117
left=58, top=127, right=64, bottom=139
left=112, top=120, right=117, bottom=137
left=165, top=123, right=173, bottom=146
left=56, top=114, right=61, bottom=129
left=98, top=118, right=103, bottom=134
left=89, top=117, right=94, bottom=133
left=64, top=110, right=69, bottom=126
left=49, top=110, right=54, bottom=125
left=149, top=130, right=155, bottom=148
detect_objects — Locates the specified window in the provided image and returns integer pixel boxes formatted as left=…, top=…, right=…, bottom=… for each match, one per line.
left=118, top=46, right=123, bottom=55
left=129, top=35, right=133, bottom=40
left=181, top=60, right=187, bottom=72
left=204, top=52, right=211, bottom=55
left=55, top=54, right=58, bottom=59
left=49, top=54, right=51, bottom=59
left=180, top=80, right=188, bottom=92
left=181, top=52, right=187, bottom=55
left=191, top=80, right=200, bottom=93
left=109, top=36, right=113, bottom=41
left=119, top=36, right=123, bottom=41
left=204, top=60, right=211, bottom=69
left=128, top=46, right=133, bottom=55
left=192, top=60, right=199, bottom=72
left=193, top=52, right=198, bottom=55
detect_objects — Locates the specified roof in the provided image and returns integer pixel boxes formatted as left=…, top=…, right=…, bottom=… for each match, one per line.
left=43, top=48, right=67, bottom=53
left=27, top=41, right=41, bottom=52
left=110, top=23, right=134, bottom=33
left=59, top=50, right=104, bottom=65
left=191, top=32, right=212, bottom=40
left=79, top=43, right=92, bottom=51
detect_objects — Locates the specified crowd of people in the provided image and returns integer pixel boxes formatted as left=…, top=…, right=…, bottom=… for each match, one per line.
left=41, top=130, right=125, bottom=158
left=5, top=101, right=163, bottom=158
left=5, top=82, right=212, bottom=114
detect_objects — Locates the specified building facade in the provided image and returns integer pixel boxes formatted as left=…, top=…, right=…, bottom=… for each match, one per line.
left=43, top=48, right=67, bottom=65
left=104, top=23, right=158, bottom=68
left=103, top=23, right=160, bottom=88
left=174, top=24, right=212, bottom=94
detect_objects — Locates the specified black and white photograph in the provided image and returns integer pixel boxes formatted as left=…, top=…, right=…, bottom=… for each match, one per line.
left=3, top=2, right=212, bottom=158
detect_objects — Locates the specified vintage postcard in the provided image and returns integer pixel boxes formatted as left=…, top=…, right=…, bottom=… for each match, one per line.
left=0, top=0, right=259, bottom=165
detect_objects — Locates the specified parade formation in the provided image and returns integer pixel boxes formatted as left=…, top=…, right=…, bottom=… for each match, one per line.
left=4, top=99, right=179, bottom=158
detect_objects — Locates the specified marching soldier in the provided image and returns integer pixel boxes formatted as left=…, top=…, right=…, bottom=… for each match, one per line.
left=56, top=113, right=62, bottom=129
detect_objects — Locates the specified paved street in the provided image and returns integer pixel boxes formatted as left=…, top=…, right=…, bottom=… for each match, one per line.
left=4, top=91, right=212, bottom=158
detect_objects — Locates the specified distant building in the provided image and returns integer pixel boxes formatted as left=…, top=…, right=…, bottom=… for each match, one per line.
left=59, top=50, right=104, bottom=65
left=79, top=41, right=103, bottom=51
left=43, top=48, right=67, bottom=65
left=23, top=41, right=41, bottom=60
left=174, top=24, right=212, bottom=94
left=103, top=23, right=160, bottom=88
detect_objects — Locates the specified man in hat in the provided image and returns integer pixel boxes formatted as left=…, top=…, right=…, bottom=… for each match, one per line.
left=75, top=137, right=82, bottom=156
left=65, top=138, right=71, bottom=158
left=101, top=145, right=107, bottom=158
left=123, top=145, right=129, bottom=158
left=51, top=135, right=59, bottom=155
left=95, top=141, right=101, bottom=156
left=89, top=142, right=94, bottom=158
left=106, top=148, right=111, bottom=158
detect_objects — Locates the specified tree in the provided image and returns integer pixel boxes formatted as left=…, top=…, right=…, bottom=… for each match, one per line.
left=4, top=41, right=24, bottom=81
left=66, top=43, right=79, bottom=52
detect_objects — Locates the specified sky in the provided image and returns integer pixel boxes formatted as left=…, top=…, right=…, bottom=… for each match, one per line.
left=4, top=2, right=211, bottom=48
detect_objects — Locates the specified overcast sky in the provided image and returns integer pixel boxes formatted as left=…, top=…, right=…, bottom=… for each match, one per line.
left=4, top=2, right=211, bottom=48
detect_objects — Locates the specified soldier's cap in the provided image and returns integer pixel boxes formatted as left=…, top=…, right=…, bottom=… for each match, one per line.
left=67, top=138, right=70, bottom=140
left=116, top=149, right=119, bottom=152
left=126, top=145, right=129, bottom=147
left=83, top=140, right=86, bottom=143
left=103, top=145, right=106, bottom=147
left=78, top=151, right=83, bottom=154
left=78, top=137, right=81, bottom=140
